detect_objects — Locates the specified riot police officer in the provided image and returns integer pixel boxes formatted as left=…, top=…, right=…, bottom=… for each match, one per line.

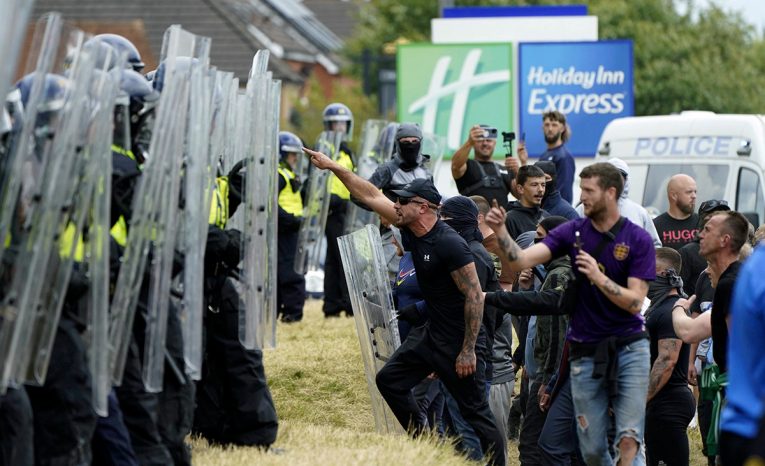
left=276, top=131, right=306, bottom=323
left=321, top=103, right=355, bottom=318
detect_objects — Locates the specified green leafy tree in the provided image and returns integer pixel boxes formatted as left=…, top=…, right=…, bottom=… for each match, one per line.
left=346, top=0, right=765, bottom=115
left=283, top=76, right=381, bottom=153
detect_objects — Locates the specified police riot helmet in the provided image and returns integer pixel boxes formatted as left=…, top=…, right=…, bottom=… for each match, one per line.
left=279, top=131, right=303, bottom=162
left=120, top=69, right=160, bottom=106
left=93, top=34, right=145, bottom=72
left=152, top=56, right=200, bottom=93
left=322, top=102, right=353, bottom=139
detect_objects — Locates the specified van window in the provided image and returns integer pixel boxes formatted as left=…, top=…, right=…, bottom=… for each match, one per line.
left=642, top=164, right=728, bottom=216
left=736, top=167, right=764, bottom=225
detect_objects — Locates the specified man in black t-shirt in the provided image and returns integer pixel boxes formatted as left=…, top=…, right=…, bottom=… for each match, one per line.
left=673, top=210, right=748, bottom=373
left=653, top=174, right=699, bottom=250
left=645, top=248, right=696, bottom=466
left=452, top=124, right=517, bottom=208
left=303, top=147, right=506, bottom=466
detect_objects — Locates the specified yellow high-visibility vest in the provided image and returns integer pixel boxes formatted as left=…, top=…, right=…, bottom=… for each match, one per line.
left=278, top=167, right=303, bottom=216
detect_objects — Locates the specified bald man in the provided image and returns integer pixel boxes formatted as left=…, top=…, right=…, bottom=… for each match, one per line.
left=653, top=174, right=699, bottom=250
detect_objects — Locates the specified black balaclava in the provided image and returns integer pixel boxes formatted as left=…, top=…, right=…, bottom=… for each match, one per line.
left=535, top=160, right=557, bottom=203
left=395, top=122, right=423, bottom=168
left=647, top=268, right=685, bottom=304
left=441, top=196, right=483, bottom=244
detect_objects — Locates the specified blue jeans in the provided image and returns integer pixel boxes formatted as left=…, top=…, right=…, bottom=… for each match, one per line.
left=539, top=377, right=583, bottom=466
left=570, top=338, right=650, bottom=466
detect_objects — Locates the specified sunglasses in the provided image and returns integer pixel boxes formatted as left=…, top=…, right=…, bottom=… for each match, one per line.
left=397, top=197, right=436, bottom=209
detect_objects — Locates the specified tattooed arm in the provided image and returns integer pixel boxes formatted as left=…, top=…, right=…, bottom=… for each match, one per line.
left=647, top=338, right=682, bottom=402
left=574, top=249, right=649, bottom=314
left=484, top=201, right=551, bottom=272
left=451, top=262, right=484, bottom=378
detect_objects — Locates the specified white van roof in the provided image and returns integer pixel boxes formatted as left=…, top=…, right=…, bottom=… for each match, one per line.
left=597, top=111, right=765, bottom=161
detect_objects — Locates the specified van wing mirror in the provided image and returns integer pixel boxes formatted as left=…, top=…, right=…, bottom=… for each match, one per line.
left=743, top=212, right=759, bottom=228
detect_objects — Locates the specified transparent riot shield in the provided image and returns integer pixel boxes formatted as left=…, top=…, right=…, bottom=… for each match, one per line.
left=84, top=64, right=122, bottom=415
left=421, top=131, right=448, bottom=181
left=0, top=0, right=35, bottom=97
left=178, top=58, right=214, bottom=380
left=141, top=25, right=211, bottom=392
left=108, top=28, right=200, bottom=388
left=238, top=50, right=280, bottom=350
left=343, top=119, right=392, bottom=235
left=338, top=225, right=402, bottom=434
left=294, top=130, right=343, bottom=275
left=0, top=16, right=101, bottom=391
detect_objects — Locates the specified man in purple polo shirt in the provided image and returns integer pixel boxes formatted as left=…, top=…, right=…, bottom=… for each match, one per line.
left=485, top=162, right=655, bottom=466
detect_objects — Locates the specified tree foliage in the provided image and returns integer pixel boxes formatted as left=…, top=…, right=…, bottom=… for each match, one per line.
left=346, top=0, right=765, bottom=115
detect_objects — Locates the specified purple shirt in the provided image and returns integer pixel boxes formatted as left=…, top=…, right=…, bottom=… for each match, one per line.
left=542, top=217, right=655, bottom=343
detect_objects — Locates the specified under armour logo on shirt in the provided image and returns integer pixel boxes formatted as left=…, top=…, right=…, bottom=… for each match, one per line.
left=423, top=254, right=430, bottom=261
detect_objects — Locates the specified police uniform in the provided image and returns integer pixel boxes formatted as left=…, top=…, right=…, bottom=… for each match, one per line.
left=324, top=142, right=354, bottom=317
left=193, top=174, right=279, bottom=447
left=276, top=164, right=305, bottom=322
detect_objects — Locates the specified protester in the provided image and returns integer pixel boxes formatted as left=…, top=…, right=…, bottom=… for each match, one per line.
left=486, top=162, right=655, bottom=465
left=653, top=175, right=699, bottom=250
left=304, top=146, right=506, bottom=465
left=644, top=248, right=696, bottom=466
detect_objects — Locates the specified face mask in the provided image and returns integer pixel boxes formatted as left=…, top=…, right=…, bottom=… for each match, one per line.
left=647, top=269, right=683, bottom=302
left=398, top=140, right=420, bottom=166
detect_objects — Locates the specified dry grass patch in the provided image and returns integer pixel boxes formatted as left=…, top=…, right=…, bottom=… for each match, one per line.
left=190, top=299, right=709, bottom=465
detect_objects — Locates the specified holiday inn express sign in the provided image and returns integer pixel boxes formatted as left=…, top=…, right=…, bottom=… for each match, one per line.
left=397, top=43, right=513, bottom=155
left=397, top=40, right=633, bottom=158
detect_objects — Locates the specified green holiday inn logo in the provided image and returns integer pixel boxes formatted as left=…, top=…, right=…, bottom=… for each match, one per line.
left=397, top=43, right=513, bottom=156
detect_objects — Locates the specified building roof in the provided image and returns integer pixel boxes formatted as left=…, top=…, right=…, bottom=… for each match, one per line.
left=301, top=0, right=360, bottom=42
left=29, top=0, right=326, bottom=83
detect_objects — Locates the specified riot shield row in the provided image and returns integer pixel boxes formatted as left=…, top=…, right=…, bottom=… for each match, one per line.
left=0, top=14, right=282, bottom=416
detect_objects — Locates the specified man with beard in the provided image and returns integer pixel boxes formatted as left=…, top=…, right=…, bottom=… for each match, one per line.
left=485, top=162, right=655, bottom=466
left=452, top=124, right=517, bottom=207
left=505, top=165, right=548, bottom=239
left=303, top=147, right=506, bottom=466
left=538, top=111, right=575, bottom=204
left=653, top=175, right=699, bottom=250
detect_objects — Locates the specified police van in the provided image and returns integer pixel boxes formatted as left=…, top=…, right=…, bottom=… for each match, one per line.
left=594, top=111, right=765, bottom=226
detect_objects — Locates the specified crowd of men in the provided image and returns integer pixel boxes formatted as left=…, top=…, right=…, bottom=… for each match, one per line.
left=303, top=108, right=765, bottom=466
left=1, top=19, right=765, bottom=466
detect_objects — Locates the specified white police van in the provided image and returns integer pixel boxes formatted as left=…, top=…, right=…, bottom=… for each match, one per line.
left=594, top=111, right=765, bottom=226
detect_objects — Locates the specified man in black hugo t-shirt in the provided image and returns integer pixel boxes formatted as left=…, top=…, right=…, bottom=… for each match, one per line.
left=303, top=147, right=506, bottom=466
left=452, top=124, right=517, bottom=208
left=653, top=174, right=699, bottom=250
left=645, top=248, right=696, bottom=466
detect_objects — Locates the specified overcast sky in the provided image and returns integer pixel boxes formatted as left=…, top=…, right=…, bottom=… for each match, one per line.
left=682, top=0, right=765, bottom=35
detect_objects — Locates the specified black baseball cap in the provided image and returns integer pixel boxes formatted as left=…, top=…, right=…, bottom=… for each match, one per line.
left=698, top=199, right=730, bottom=216
left=391, top=178, right=442, bottom=205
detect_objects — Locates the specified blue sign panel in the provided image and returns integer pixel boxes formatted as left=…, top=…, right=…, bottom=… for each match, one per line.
left=519, top=41, right=634, bottom=157
left=443, top=5, right=587, bottom=18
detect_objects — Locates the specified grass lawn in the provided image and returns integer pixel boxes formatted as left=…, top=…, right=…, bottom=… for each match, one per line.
left=190, top=299, right=708, bottom=465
